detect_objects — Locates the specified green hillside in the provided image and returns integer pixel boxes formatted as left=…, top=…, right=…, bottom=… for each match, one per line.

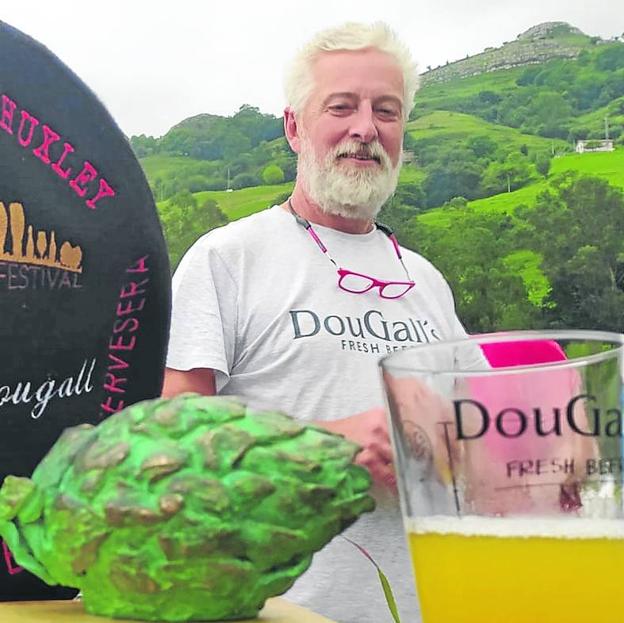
left=571, top=97, right=624, bottom=134
left=406, top=110, right=567, bottom=152
left=551, top=148, right=624, bottom=182
left=413, top=68, right=525, bottom=116
left=141, top=155, right=212, bottom=180
left=420, top=148, right=624, bottom=227
left=158, top=183, right=293, bottom=221
left=420, top=22, right=598, bottom=88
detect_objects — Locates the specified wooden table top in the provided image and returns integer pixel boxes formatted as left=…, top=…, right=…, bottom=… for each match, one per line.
left=0, top=598, right=336, bottom=623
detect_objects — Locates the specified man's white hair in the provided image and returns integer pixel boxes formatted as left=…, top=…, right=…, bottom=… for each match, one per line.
left=284, top=22, right=420, bottom=122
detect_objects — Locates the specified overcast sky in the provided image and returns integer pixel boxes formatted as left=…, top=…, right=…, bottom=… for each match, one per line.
left=3, top=1, right=622, bottom=137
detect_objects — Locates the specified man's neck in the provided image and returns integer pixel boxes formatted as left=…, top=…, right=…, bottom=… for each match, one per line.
left=282, top=186, right=374, bottom=235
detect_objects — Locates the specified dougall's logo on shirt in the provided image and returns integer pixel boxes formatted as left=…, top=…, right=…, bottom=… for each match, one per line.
left=289, top=308, right=442, bottom=355
left=0, top=200, right=84, bottom=291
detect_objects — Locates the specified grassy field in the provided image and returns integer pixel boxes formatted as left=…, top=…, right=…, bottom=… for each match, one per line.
left=419, top=183, right=543, bottom=227
left=550, top=149, right=624, bottom=186
left=406, top=110, right=568, bottom=153
left=141, top=154, right=216, bottom=180
left=158, top=182, right=294, bottom=220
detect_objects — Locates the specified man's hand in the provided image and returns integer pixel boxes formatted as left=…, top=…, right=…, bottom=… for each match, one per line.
left=315, top=408, right=396, bottom=490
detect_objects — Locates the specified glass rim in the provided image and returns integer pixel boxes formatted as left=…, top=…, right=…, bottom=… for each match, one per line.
left=379, top=329, right=624, bottom=377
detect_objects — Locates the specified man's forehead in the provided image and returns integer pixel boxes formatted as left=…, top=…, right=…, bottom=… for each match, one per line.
left=320, top=91, right=403, bottom=108
left=310, top=48, right=403, bottom=95
left=312, top=47, right=400, bottom=72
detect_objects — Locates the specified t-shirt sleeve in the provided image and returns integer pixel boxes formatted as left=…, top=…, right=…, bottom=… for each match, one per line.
left=432, top=264, right=490, bottom=371
left=165, top=237, right=238, bottom=391
left=451, top=314, right=489, bottom=370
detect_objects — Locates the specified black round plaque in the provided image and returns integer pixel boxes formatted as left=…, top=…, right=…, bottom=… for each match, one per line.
left=0, top=21, right=171, bottom=599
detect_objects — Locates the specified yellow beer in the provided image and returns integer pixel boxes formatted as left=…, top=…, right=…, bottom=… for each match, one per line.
left=408, top=516, right=624, bottom=623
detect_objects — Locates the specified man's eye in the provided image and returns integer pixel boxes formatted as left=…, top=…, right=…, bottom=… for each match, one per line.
left=328, top=104, right=353, bottom=113
left=377, top=108, right=399, bottom=118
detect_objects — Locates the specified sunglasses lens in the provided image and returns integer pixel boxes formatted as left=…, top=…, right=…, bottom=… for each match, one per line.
left=339, top=272, right=375, bottom=293
left=381, top=283, right=413, bottom=299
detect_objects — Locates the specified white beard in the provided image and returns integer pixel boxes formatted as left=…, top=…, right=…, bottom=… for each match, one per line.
left=298, top=137, right=402, bottom=221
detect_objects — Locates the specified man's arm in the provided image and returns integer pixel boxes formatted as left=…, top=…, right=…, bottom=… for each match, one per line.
left=161, top=367, right=216, bottom=397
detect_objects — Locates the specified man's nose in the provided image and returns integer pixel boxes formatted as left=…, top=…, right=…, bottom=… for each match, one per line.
left=348, top=103, right=378, bottom=143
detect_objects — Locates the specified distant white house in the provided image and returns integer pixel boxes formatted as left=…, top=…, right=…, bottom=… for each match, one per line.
left=575, top=139, right=614, bottom=153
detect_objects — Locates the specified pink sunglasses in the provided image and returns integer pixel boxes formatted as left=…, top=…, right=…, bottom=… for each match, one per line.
left=288, top=200, right=415, bottom=299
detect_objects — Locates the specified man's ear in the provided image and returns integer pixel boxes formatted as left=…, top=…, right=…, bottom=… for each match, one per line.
left=284, top=106, right=302, bottom=154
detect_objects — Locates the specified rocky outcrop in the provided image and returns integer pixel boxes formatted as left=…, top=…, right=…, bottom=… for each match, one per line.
left=422, top=22, right=601, bottom=85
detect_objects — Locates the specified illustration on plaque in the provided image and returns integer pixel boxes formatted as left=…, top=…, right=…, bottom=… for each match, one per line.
left=0, top=201, right=83, bottom=291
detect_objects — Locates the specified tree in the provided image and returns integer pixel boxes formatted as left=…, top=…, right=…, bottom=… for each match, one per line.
left=130, top=134, right=159, bottom=158
left=526, top=91, right=572, bottom=137
left=394, top=182, right=426, bottom=209
left=169, top=190, right=197, bottom=210
left=444, top=196, right=468, bottom=209
left=595, top=45, right=624, bottom=71
left=202, top=200, right=229, bottom=230
left=467, top=135, right=498, bottom=159
left=377, top=197, right=421, bottom=241
left=402, top=213, right=540, bottom=332
left=262, top=164, right=285, bottom=185
left=231, top=104, right=283, bottom=145
left=222, top=131, right=252, bottom=160
left=481, top=154, right=532, bottom=194
left=478, top=90, right=502, bottom=106
left=160, top=197, right=229, bottom=270
left=535, top=153, right=552, bottom=177
left=424, top=159, right=484, bottom=207
left=568, top=76, right=606, bottom=112
left=516, top=66, right=541, bottom=86
left=229, top=154, right=255, bottom=177
left=186, top=175, right=211, bottom=193
left=520, top=176, right=624, bottom=331
left=601, top=70, right=624, bottom=103
left=232, top=172, right=259, bottom=190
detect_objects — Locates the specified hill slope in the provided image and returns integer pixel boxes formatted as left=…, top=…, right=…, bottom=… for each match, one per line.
left=422, top=22, right=600, bottom=84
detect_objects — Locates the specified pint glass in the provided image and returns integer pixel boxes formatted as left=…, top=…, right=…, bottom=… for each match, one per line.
left=380, top=331, right=624, bottom=623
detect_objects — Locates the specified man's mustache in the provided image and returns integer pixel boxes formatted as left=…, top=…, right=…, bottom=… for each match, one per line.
left=333, top=141, right=388, bottom=167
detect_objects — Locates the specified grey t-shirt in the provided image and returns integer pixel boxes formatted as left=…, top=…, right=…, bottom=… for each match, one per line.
left=167, top=205, right=470, bottom=622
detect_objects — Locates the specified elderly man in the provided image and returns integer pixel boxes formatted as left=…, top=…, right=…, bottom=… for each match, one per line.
left=163, top=22, right=471, bottom=622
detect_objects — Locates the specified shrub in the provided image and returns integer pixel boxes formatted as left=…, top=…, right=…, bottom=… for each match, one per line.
left=262, top=164, right=285, bottom=185
left=232, top=173, right=259, bottom=190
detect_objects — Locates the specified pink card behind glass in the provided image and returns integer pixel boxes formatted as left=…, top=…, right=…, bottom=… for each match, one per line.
left=467, top=340, right=584, bottom=514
